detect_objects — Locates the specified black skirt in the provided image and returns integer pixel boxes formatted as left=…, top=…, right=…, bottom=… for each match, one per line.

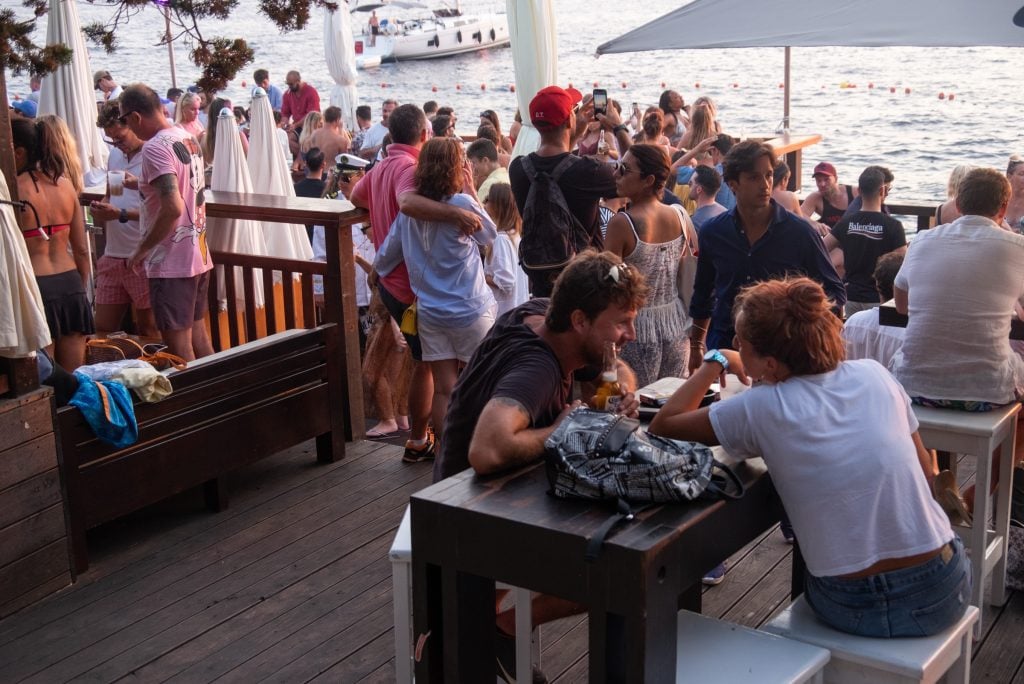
left=36, top=270, right=96, bottom=339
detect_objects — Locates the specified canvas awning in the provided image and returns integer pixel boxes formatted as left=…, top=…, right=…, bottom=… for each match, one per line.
left=597, top=0, right=1024, bottom=128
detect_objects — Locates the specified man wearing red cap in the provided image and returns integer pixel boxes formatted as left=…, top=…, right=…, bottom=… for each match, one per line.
left=509, top=85, right=632, bottom=296
left=801, top=161, right=860, bottom=231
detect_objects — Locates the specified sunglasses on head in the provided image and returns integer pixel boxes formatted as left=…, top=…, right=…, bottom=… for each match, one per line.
left=117, top=111, right=134, bottom=126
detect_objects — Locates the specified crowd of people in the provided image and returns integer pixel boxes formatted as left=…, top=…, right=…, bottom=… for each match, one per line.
left=11, top=66, right=1024, bottom=683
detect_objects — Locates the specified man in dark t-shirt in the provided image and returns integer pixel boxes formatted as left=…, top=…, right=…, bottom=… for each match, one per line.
left=508, top=86, right=631, bottom=297
left=293, top=147, right=327, bottom=243
left=825, top=166, right=906, bottom=316
left=434, top=250, right=646, bottom=681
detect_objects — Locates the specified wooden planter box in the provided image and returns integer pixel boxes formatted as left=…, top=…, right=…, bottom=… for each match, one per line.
left=0, top=388, right=72, bottom=618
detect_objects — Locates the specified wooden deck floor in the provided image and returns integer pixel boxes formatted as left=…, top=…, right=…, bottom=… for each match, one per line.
left=0, top=439, right=1021, bottom=683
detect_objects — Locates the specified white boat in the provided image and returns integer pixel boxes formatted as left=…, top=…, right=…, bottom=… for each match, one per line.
left=351, top=0, right=510, bottom=66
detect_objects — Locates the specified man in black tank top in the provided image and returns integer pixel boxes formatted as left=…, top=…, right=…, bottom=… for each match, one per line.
left=801, top=161, right=859, bottom=231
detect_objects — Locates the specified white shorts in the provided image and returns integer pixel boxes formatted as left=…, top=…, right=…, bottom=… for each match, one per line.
left=418, top=311, right=495, bottom=362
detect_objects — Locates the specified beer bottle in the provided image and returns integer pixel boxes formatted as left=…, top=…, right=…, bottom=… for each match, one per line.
left=594, top=341, right=622, bottom=412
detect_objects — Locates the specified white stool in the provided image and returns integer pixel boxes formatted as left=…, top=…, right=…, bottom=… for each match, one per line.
left=913, top=402, right=1019, bottom=633
left=389, top=507, right=538, bottom=682
left=761, top=596, right=979, bottom=684
left=676, top=610, right=830, bottom=683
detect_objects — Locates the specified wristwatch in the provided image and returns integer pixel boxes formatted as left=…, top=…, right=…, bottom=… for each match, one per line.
left=703, top=349, right=729, bottom=371
left=118, top=208, right=129, bottom=224
left=612, top=124, right=629, bottom=134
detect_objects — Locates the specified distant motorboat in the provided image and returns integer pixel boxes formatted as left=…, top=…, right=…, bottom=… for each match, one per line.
left=351, top=0, right=510, bottom=66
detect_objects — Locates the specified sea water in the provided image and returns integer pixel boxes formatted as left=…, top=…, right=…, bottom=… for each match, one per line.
left=6, top=0, right=1022, bottom=204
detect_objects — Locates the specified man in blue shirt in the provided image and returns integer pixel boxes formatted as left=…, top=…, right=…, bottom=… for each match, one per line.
left=688, top=140, right=846, bottom=366
left=252, top=68, right=283, bottom=111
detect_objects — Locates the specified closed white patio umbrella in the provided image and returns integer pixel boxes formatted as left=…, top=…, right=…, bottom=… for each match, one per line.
left=0, top=174, right=50, bottom=357
left=38, top=0, right=108, bottom=187
left=207, top=108, right=268, bottom=309
left=506, top=0, right=558, bottom=159
left=325, top=4, right=359, bottom=131
left=247, top=88, right=314, bottom=262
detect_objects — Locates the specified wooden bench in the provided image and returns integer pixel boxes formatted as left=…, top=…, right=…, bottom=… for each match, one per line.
left=55, top=324, right=345, bottom=574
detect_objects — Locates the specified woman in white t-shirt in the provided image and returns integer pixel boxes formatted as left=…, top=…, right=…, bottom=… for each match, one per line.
left=650, top=277, right=970, bottom=638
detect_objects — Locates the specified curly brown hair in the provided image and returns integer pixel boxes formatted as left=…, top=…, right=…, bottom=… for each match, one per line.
left=415, top=137, right=463, bottom=201
left=546, top=250, right=649, bottom=332
left=733, top=277, right=844, bottom=376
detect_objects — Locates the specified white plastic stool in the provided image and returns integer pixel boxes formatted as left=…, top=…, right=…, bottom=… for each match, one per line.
left=676, top=610, right=830, bottom=683
left=762, top=596, right=979, bottom=684
left=913, top=402, right=1019, bottom=634
left=389, top=506, right=538, bottom=682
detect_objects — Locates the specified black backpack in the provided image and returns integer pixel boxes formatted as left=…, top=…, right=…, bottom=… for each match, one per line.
left=517, top=154, right=592, bottom=279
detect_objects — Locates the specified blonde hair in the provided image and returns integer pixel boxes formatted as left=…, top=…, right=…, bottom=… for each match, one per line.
left=946, top=164, right=975, bottom=199
left=174, top=92, right=201, bottom=124
left=36, top=115, right=84, bottom=194
left=299, top=111, right=324, bottom=154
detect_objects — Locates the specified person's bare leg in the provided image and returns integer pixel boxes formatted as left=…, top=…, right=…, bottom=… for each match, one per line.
left=54, top=333, right=86, bottom=371
left=366, top=367, right=398, bottom=435
left=161, top=327, right=194, bottom=361
left=408, top=360, right=434, bottom=441
left=496, top=593, right=586, bottom=635
left=191, top=318, right=214, bottom=358
left=135, top=307, right=159, bottom=338
left=428, top=359, right=458, bottom=447
left=93, top=303, right=130, bottom=336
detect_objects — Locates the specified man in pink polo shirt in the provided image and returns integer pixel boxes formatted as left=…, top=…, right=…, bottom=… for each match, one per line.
left=349, top=104, right=483, bottom=463
left=281, top=70, right=321, bottom=131
left=121, top=83, right=214, bottom=361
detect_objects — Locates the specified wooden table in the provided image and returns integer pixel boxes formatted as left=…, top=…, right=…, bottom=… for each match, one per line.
left=410, top=458, right=786, bottom=682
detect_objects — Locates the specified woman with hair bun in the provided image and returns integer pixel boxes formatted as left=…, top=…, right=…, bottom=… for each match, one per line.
left=650, top=276, right=970, bottom=638
left=12, top=117, right=94, bottom=370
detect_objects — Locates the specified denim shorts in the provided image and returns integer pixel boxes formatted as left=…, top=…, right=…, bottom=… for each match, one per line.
left=804, top=535, right=971, bottom=638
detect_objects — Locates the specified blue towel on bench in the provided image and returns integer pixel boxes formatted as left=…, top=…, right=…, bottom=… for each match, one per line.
left=69, top=371, right=139, bottom=448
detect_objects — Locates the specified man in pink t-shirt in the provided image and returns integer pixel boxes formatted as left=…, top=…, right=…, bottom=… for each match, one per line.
left=348, top=103, right=483, bottom=462
left=121, top=84, right=213, bottom=361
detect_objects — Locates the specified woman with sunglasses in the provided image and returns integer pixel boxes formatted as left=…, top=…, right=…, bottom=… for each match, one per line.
left=1006, top=156, right=1024, bottom=233
left=650, top=277, right=968, bottom=638
left=603, top=144, right=697, bottom=387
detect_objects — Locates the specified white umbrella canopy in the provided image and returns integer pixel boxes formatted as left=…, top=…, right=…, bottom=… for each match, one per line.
left=0, top=173, right=51, bottom=357
left=506, top=0, right=558, bottom=159
left=208, top=108, right=268, bottom=309
left=38, top=0, right=108, bottom=187
left=246, top=90, right=314, bottom=262
left=596, top=0, right=1024, bottom=129
left=325, top=5, right=359, bottom=131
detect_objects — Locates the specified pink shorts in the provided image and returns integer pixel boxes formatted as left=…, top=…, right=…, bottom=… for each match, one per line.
left=95, top=255, right=151, bottom=308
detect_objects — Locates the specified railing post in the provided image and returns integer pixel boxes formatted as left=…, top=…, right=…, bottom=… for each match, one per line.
left=323, top=215, right=365, bottom=441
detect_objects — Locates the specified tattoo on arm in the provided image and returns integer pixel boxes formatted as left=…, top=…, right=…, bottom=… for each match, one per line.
left=152, top=174, right=178, bottom=197
left=492, top=396, right=531, bottom=422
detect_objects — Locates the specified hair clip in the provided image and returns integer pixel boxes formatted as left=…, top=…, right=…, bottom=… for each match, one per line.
left=606, top=263, right=626, bottom=284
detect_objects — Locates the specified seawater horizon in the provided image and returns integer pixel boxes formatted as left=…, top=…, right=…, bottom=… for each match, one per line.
left=6, top=0, right=1023, bottom=205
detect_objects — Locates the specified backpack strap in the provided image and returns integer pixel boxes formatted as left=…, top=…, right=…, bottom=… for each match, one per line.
left=519, top=154, right=536, bottom=180
left=550, top=154, right=581, bottom=182
left=584, top=498, right=651, bottom=563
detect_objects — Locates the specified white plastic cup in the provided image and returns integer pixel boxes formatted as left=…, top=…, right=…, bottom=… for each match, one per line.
left=108, top=170, right=125, bottom=197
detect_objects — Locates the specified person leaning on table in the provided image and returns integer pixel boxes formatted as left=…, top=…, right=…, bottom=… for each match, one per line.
left=649, top=276, right=970, bottom=638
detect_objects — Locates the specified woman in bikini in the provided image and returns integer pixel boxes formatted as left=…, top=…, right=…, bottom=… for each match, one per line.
left=12, top=117, right=94, bottom=370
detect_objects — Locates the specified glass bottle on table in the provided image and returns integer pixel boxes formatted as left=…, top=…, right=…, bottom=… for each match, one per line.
left=594, top=341, right=622, bottom=412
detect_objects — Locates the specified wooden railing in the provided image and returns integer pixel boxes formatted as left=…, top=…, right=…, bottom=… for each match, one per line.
left=207, top=251, right=325, bottom=350
left=888, top=202, right=937, bottom=233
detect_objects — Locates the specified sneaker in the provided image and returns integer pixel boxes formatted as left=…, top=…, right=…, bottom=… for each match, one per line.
left=701, top=562, right=727, bottom=586
left=402, top=429, right=436, bottom=463
left=495, top=628, right=548, bottom=684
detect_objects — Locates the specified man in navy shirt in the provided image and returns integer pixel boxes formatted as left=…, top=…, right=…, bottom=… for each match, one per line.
left=688, top=141, right=845, bottom=367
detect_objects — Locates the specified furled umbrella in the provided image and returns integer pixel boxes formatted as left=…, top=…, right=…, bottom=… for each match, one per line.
left=0, top=173, right=51, bottom=357
left=38, top=0, right=108, bottom=187
left=247, top=88, right=314, bottom=262
left=324, top=3, right=359, bottom=131
left=207, top=107, right=268, bottom=310
left=506, top=0, right=558, bottom=159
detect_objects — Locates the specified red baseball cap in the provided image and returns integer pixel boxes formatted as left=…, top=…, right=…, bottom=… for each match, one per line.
left=529, top=85, right=583, bottom=128
left=813, top=162, right=837, bottom=178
